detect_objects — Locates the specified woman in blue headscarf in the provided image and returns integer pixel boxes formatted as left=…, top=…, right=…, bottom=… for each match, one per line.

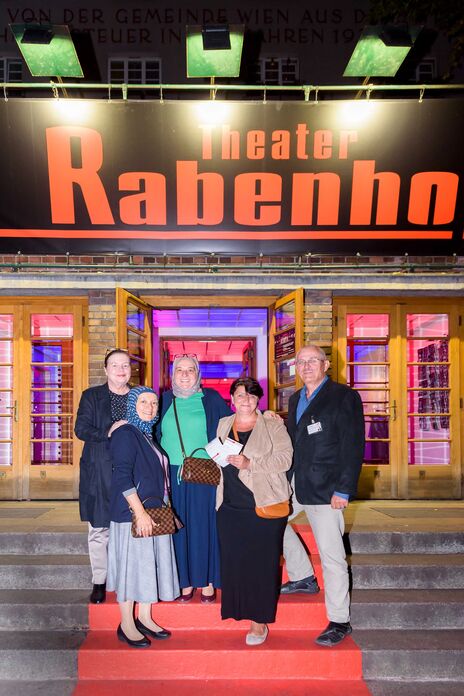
left=107, top=386, right=180, bottom=648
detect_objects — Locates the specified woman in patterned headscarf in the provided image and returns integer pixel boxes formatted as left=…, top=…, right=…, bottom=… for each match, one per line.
left=106, top=386, right=180, bottom=647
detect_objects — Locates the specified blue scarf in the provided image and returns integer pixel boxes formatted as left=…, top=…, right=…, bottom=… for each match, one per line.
left=126, top=386, right=159, bottom=437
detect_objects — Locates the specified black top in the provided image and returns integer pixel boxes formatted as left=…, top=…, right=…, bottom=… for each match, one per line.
left=222, top=429, right=255, bottom=509
left=109, top=391, right=128, bottom=423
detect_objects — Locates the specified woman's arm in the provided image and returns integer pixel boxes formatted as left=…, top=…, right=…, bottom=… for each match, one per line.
left=74, top=390, right=110, bottom=443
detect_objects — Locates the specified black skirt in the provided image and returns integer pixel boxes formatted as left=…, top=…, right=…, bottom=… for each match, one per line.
left=217, top=502, right=287, bottom=624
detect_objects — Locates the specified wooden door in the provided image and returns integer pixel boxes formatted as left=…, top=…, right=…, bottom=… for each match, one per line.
left=335, top=299, right=462, bottom=499
left=268, top=289, right=304, bottom=415
left=116, top=289, right=152, bottom=386
left=0, top=300, right=86, bottom=500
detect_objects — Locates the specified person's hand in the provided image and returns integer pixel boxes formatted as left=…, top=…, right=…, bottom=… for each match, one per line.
left=108, top=419, right=128, bottom=437
left=331, top=494, right=349, bottom=510
left=135, top=510, right=154, bottom=537
left=263, top=410, right=282, bottom=421
left=227, top=454, right=251, bottom=470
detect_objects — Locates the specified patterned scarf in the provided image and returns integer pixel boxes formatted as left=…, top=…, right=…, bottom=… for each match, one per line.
left=172, top=355, right=202, bottom=398
left=126, top=386, right=159, bottom=436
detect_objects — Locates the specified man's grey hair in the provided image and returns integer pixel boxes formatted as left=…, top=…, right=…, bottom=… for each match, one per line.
left=296, top=344, right=328, bottom=361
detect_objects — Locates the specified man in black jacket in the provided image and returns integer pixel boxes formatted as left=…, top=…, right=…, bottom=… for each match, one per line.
left=281, top=344, right=365, bottom=646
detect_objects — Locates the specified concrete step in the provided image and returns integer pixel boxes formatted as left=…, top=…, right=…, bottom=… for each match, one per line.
left=0, top=555, right=90, bottom=590
left=350, top=553, right=464, bottom=589
left=0, top=630, right=86, bottom=680
left=347, top=531, right=464, bottom=555
left=0, top=590, right=89, bottom=630
left=0, top=680, right=76, bottom=696
left=366, top=682, right=464, bottom=696
left=0, top=533, right=88, bottom=555
left=351, top=589, right=464, bottom=629
left=355, top=629, right=464, bottom=681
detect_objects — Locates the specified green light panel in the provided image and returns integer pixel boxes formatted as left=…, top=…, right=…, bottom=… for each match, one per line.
left=10, top=24, right=83, bottom=78
left=187, top=25, right=244, bottom=78
left=344, top=26, right=420, bottom=78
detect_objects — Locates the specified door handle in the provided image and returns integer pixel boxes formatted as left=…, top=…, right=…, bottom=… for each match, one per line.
left=389, top=400, right=397, bottom=421
left=6, top=400, right=18, bottom=422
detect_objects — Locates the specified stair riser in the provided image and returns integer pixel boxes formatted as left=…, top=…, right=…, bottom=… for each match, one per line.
left=0, top=652, right=78, bottom=680
left=348, top=532, right=464, bottom=555
left=362, top=652, right=464, bottom=680
left=0, top=534, right=88, bottom=555
left=0, top=567, right=90, bottom=590
left=351, top=567, right=464, bottom=589
left=89, top=601, right=328, bottom=631
left=0, top=605, right=88, bottom=631
left=352, top=604, right=464, bottom=629
left=79, top=649, right=362, bottom=680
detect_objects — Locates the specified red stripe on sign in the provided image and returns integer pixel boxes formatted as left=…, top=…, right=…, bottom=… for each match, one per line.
left=0, top=229, right=454, bottom=240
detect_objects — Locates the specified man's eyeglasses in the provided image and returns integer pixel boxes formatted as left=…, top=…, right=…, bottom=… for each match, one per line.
left=296, top=358, right=325, bottom=367
left=173, top=353, right=198, bottom=360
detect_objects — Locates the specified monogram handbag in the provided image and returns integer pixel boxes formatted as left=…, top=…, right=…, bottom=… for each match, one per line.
left=172, top=398, right=221, bottom=487
left=130, top=497, right=178, bottom=538
left=130, top=438, right=184, bottom=538
left=255, top=500, right=290, bottom=519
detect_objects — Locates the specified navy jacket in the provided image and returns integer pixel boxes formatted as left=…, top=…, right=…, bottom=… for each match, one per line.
left=157, top=387, right=231, bottom=443
left=75, top=383, right=113, bottom=527
left=287, top=378, right=365, bottom=505
left=109, top=424, right=166, bottom=523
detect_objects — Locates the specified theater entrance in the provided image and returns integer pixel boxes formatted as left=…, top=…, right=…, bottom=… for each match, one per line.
left=116, top=288, right=305, bottom=413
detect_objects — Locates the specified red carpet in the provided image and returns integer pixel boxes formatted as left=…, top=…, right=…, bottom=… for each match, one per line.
left=73, top=525, right=371, bottom=695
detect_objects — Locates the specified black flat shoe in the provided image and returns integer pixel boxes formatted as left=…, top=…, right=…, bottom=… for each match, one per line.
left=135, top=617, right=171, bottom=639
left=90, top=583, right=106, bottom=604
left=117, top=623, right=151, bottom=648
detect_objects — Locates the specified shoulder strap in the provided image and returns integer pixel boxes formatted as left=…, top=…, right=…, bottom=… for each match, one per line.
left=172, top=397, right=187, bottom=458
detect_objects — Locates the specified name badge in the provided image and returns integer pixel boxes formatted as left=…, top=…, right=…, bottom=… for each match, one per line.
left=307, top=421, right=322, bottom=435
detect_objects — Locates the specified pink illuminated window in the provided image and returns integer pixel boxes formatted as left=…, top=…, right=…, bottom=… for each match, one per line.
left=406, top=314, right=450, bottom=466
left=0, top=315, right=13, bottom=466
left=30, top=315, right=74, bottom=466
left=346, top=314, right=390, bottom=465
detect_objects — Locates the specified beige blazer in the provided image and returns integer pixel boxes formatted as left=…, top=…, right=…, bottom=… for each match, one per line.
left=216, top=411, right=293, bottom=509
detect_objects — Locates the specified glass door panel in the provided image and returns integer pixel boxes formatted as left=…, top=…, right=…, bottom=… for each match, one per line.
left=336, top=305, right=400, bottom=498
left=401, top=308, right=459, bottom=498
left=0, top=315, right=14, bottom=472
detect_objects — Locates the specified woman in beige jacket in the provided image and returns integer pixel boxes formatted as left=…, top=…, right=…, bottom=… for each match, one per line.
left=216, top=377, right=293, bottom=646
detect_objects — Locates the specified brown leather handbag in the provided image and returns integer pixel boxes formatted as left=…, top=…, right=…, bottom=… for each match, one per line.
left=130, top=497, right=178, bottom=537
left=255, top=500, right=290, bottom=519
left=173, top=398, right=221, bottom=487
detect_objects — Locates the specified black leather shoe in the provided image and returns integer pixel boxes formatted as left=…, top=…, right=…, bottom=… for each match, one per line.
left=135, top=617, right=171, bottom=640
left=117, top=623, right=151, bottom=648
left=315, top=621, right=352, bottom=647
left=90, top=583, right=106, bottom=604
left=280, top=575, right=320, bottom=595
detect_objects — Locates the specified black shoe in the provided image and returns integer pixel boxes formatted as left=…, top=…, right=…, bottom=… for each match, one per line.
left=280, top=575, right=320, bottom=595
left=117, top=623, right=151, bottom=648
left=135, top=617, right=171, bottom=640
left=90, top=583, right=106, bottom=604
left=315, top=621, right=352, bottom=647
